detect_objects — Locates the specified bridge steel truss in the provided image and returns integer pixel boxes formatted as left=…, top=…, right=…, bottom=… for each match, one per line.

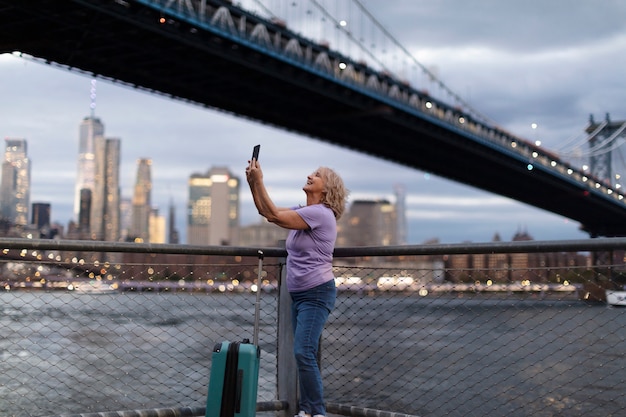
left=2, top=0, right=626, bottom=236
left=586, top=115, right=626, bottom=185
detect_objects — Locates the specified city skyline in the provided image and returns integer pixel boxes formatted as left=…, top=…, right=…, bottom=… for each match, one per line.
left=0, top=130, right=407, bottom=246
left=1, top=1, right=625, bottom=244
left=0, top=64, right=603, bottom=244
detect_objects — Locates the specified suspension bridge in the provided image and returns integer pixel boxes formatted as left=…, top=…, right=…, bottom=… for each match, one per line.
left=1, top=0, right=626, bottom=236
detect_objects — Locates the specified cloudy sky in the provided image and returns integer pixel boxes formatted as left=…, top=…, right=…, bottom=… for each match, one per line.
left=1, top=0, right=626, bottom=244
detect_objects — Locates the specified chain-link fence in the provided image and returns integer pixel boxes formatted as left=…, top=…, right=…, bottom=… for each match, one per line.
left=1, top=239, right=625, bottom=417
left=324, top=266, right=623, bottom=417
left=0, top=248, right=282, bottom=417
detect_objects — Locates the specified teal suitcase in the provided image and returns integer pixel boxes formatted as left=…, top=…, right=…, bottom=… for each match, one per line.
left=206, top=340, right=260, bottom=417
left=206, top=252, right=264, bottom=417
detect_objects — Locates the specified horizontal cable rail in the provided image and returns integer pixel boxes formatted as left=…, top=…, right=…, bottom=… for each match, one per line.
left=40, top=401, right=288, bottom=417
left=2, top=236, right=626, bottom=256
left=40, top=406, right=206, bottom=417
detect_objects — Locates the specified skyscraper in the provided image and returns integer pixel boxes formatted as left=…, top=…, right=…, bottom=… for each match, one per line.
left=168, top=198, right=180, bottom=244
left=130, top=158, right=152, bottom=242
left=338, top=199, right=398, bottom=246
left=394, top=184, right=407, bottom=245
left=90, top=137, right=121, bottom=241
left=187, top=166, right=240, bottom=245
left=119, top=197, right=132, bottom=242
left=149, top=207, right=166, bottom=244
left=31, top=202, right=51, bottom=238
left=0, top=138, right=31, bottom=227
left=31, top=202, right=51, bottom=229
left=74, top=116, right=104, bottom=220
left=78, top=188, right=92, bottom=236
left=73, top=111, right=121, bottom=241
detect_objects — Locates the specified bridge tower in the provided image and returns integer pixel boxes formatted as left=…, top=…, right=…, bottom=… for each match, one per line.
left=585, top=114, right=626, bottom=274
left=585, top=113, right=626, bottom=185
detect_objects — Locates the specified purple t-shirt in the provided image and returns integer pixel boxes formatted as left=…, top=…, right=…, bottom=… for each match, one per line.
left=285, top=204, right=337, bottom=292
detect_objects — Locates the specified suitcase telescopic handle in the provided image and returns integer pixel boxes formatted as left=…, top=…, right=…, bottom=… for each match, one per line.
left=253, top=250, right=264, bottom=346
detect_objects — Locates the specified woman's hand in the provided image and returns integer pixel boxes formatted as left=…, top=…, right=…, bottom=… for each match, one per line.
left=246, top=158, right=262, bottom=185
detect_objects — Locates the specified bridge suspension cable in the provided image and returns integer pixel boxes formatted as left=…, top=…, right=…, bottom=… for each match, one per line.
left=586, top=137, right=626, bottom=158
left=245, top=0, right=495, bottom=125
left=556, top=120, right=608, bottom=158
left=349, top=0, right=495, bottom=125
left=553, top=130, right=593, bottom=155
left=563, top=121, right=626, bottom=159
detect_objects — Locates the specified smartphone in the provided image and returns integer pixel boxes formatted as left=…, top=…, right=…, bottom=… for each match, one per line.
left=252, top=144, right=260, bottom=161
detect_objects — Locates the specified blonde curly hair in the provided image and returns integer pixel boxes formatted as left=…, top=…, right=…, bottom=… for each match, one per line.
left=318, top=166, right=349, bottom=220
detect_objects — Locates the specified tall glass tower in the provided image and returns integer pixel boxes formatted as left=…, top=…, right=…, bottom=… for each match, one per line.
left=74, top=116, right=104, bottom=221
left=187, top=166, right=240, bottom=245
left=130, top=158, right=152, bottom=242
left=0, top=138, right=31, bottom=227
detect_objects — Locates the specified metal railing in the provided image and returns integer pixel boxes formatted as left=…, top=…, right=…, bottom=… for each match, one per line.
left=1, top=237, right=625, bottom=417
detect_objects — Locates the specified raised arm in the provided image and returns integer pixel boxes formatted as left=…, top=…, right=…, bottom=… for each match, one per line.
left=246, top=159, right=309, bottom=230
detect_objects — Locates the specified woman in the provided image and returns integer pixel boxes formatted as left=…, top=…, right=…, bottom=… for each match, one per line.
left=246, top=158, right=348, bottom=417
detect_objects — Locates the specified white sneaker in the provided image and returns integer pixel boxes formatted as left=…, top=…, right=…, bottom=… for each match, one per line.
left=313, top=415, right=325, bottom=417
left=296, top=412, right=311, bottom=417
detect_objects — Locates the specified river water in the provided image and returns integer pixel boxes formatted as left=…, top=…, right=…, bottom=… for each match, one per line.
left=1, top=291, right=624, bottom=417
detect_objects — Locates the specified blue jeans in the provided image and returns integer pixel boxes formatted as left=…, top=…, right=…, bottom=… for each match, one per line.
left=290, top=279, right=336, bottom=416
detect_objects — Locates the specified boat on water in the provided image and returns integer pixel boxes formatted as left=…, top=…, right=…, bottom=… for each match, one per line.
left=70, top=281, right=118, bottom=294
left=605, top=290, right=626, bottom=306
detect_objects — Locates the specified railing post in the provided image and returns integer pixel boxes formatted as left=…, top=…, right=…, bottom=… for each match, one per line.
left=276, top=242, right=297, bottom=417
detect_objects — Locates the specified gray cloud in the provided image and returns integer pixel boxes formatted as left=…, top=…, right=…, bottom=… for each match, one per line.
left=2, top=0, right=625, bottom=243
